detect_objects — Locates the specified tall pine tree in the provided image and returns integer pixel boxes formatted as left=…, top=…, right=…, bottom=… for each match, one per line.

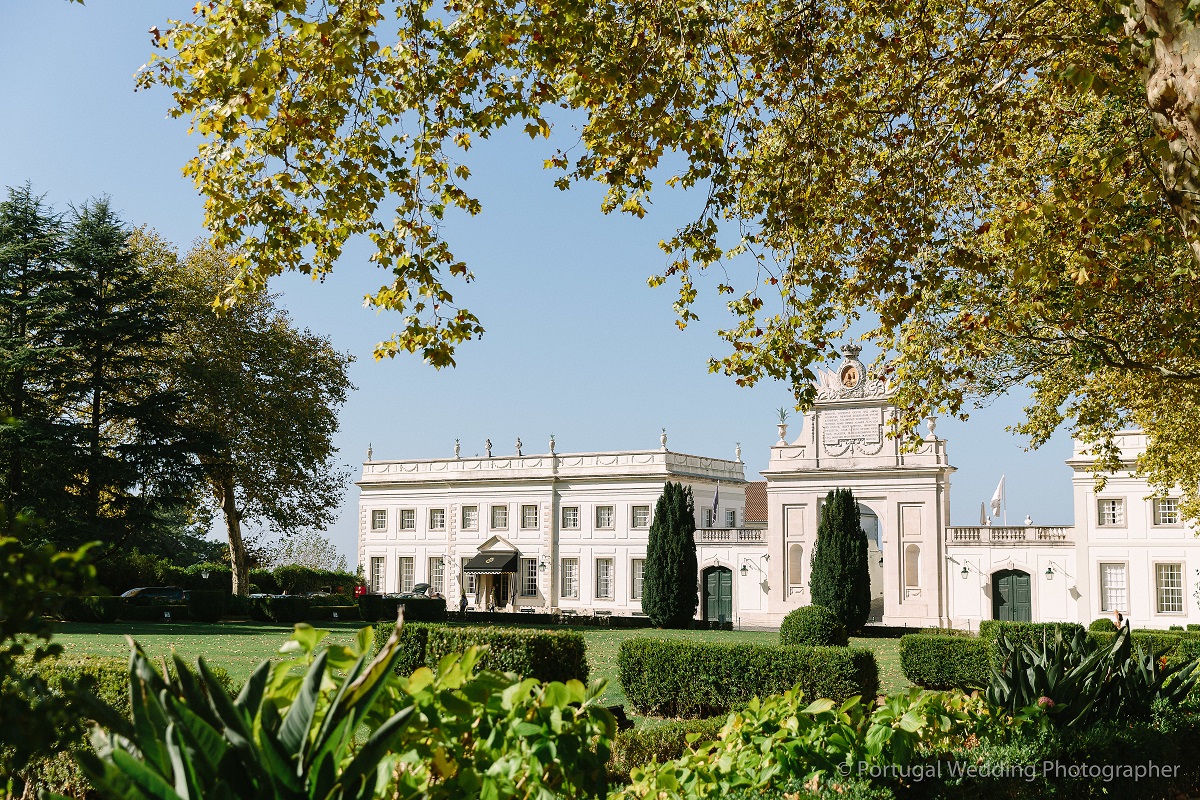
left=641, top=481, right=699, bottom=628
left=809, top=488, right=871, bottom=630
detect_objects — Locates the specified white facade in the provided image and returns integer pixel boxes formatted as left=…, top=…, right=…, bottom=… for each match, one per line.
left=357, top=440, right=762, bottom=618
left=356, top=348, right=1200, bottom=630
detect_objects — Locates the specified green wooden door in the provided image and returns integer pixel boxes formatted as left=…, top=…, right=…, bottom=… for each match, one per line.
left=992, top=570, right=1032, bottom=622
left=704, top=568, right=733, bottom=622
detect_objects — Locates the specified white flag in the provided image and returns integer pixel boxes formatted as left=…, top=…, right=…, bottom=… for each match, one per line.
left=990, top=475, right=1005, bottom=517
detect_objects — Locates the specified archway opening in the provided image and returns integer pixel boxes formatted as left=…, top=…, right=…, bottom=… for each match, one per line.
left=860, top=504, right=884, bottom=622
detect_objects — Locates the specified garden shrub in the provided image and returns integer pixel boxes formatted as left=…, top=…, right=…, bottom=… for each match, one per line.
left=918, top=626, right=972, bottom=637
left=608, top=717, right=725, bottom=783
left=1089, top=628, right=1189, bottom=661
left=358, top=592, right=384, bottom=621
left=306, top=604, right=360, bottom=621
left=779, top=605, right=849, bottom=647
left=119, top=602, right=189, bottom=622
left=978, top=620, right=1085, bottom=668
left=186, top=589, right=225, bottom=623
left=617, top=638, right=879, bottom=718
left=181, top=562, right=232, bottom=593
left=250, top=567, right=279, bottom=594
left=225, top=594, right=255, bottom=617
left=58, top=595, right=123, bottom=623
left=360, top=595, right=447, bottom=622
left=1189, top=624, right=1200, bottom=632
left=899, top=634, right=989, bottom=690
left=251, top=595, right=311, bottom=623
left=375, top=622, right=589, bottom=684
left=1090, top=617, right=1117, bottom=632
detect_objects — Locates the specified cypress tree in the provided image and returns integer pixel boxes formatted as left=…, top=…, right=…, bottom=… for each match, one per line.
left=641, top=481, right=699, bottom=628
left=809, top=488, right=871, bottom=630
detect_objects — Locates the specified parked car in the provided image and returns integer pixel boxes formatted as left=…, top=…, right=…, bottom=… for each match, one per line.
left=120, top=586, right=186, bottom=605
left=390, top=583, right=432, bottom=599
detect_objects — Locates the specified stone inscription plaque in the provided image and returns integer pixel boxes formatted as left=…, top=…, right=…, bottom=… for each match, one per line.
left=821, top=406, right=883, bottom=446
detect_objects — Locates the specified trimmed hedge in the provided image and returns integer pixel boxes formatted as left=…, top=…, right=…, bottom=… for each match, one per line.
left=120, top=603, right=190, bottom=622
left=358, top=594, right=447, bottom=623
left=899, top=634, right=990, bottom=689
left=608, top=717, right=726, bottom=783
left=1090, top=617, right=1118, bottom=632
left=187, top=589, right=225, bottom=623
left=978, top=620, right=1086, bottom=668
left=307, top=605, right=361, bottom=621
left=250, top=595, right=312, bottom=623
left=58, top=595, right=124, bottom=623
left=779, top=605, right=848, bottom=647
left=617, top=639, right=879, bottom=718
left=375, top=622, right=588, bottom=684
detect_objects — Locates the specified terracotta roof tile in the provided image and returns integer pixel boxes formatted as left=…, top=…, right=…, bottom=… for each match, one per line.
left=744, top=481, right=768, bottom=523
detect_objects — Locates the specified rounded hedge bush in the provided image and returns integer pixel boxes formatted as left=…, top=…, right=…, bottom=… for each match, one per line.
left=779, top=605, right=848, bottom=647
left=1090, top=617, right=1117, bottom=632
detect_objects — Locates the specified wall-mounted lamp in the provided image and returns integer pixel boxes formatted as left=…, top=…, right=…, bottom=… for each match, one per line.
left=538, top=557, right=547, bottom=572
left=201, top=569, right=210, bottom=580
left=960, top=566, right=969, bottom=580
left=740, top=564, right=749, bottom=576
left=1045, top=566, right=1055, bottom=580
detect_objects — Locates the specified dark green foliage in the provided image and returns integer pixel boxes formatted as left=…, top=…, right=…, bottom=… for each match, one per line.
left=225, top=593, right=255, bottom=618
left=187, top=589, right=226, bottom=623
left=808, top=489, right=871, bottom=631
left=357, top=595, right=446, bottom=622
left=1090, top=616, right=1117, bottom=632
left=779, top=605, right=849, bottom=647
left=57, top=595, right=123, bottom=623
left=1189, top=623, right=1200, bottom=632
left=978, top=620, right=1086, bottom=669
left=375, top=622, right=589, bottom=684
left=274, top=563, right=358, bottom=594
left=182, top=561, right=232, bottom=592
left=92, top=549, right=185, bottom=594
left=617, top=638, right=879, bottom=717
left=358, top=592, right=384, bottom=621
left=641, top=481, right=698, bottom=628
left=307, top=605, right=361, bottom=621
left=1171, top=624, right=1185, bottom=631
left=898, top=634, right=990, bottom=690
left=250, top=595, right=312, bottom=623
left=119, top=603, right=190, bottom=622
left=987, top=625, right=1200, bottom=728
left=250, top=567, right=280, bottom=594
left=918, top=627, right=973, bottom=637
left=608, top=717, right=725, bottom=783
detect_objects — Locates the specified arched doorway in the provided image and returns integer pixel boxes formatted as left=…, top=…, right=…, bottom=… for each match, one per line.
left=859, top=504, right=884, bottom=622
left=992, top=569, right=1032, bottom=622
left=702, top=566, right=733, bottom=623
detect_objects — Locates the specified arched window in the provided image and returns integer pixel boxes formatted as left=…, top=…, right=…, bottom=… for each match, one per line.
left=788, top=543, right=803, bottom=587
left=858, top=504, right=881, bottom=550
left=904, top=545, right=921, bottom=587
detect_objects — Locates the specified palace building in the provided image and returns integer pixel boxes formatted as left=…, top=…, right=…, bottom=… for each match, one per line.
left=357, top=345, right=1200, bottom=629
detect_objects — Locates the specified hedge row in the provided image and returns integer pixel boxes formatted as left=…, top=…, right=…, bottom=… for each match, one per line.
left=92, top=550, right=359, bottom=597
left=358, top=595, right=447, bottom=623
left=374, top=622, right=589, bottom=684
left=898, top=634, right=990, bottom=689
left=57, top=594, right=364, bottom=624
left=608, top=717, right=726, bottom=783
left=617, top=639, right=879, bottom=718
left=978, top=620, right=1087, bottom=669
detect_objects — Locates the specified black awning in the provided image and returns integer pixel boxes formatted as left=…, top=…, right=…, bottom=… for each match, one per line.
left=463, top=550, right=519, bottom=574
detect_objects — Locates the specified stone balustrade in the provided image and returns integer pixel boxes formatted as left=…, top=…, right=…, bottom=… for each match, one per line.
left=697, top=527, right=767, bottom=544
left=946, top=525, right=1073, bottom=545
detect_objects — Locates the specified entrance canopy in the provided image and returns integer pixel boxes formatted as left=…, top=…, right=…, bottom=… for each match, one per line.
left=463, top=551, right=519, bottom=574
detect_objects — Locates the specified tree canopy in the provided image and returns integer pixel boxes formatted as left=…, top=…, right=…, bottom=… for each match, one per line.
left=809, top=489, right=871, bottom=631
left=139, top=0, right=1200, bottom=515
left=641, top=481, right=699, bottom=628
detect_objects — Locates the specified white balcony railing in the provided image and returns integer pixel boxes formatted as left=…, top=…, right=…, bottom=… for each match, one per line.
left=947, top=526, right=1073, bottom=545
left=697, top=527, right=767, bottom=544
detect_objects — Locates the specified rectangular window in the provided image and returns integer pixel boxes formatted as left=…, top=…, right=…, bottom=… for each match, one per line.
left=429, top=508, right=446, bottom=530
left=1154, top=498, right=1180, bottom=526
left=491, top=505, right=508, bottom=529
left=462, top=505, right=478, bottom=530
left=371, top=510, right=387, bottom=531
left=596, top=506, right=614, bottom=529
left=461, top=557, right=477, bottom=595
left=399, top=509, right=416, bottom=530
left=1100, top=563, right=1127, bottom=613
left=1156, top=563, right=1184, bottom=613
left=725, top=509, right=737, bottom=528
left=521, top=504, right=539, bottom=529
left=1097, top=499, right=1124, bottom=527
left=702, top=508, right=714, bottom=527
left=370, top=557, right=385, bottom=593
left=632, top=506, right=650, bottom=528
left=561, top=558, right=579, bottom=598
left=398, top=557, right=414, bottom=593
left=562, top=506, right=580, bottom=529
left=595, top=558, right=614, bottom=599
left=521, top=558, right=538, bottom=596
left=429, top=557, right=445, bottom=595
left=631, top=558, right=645, bottom=600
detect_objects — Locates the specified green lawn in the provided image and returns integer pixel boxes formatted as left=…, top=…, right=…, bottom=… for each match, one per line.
left=51, top=621, right=912, bottom=706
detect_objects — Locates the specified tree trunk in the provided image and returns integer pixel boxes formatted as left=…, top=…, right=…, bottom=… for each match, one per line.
left=218, top=471, right=250, bottom=596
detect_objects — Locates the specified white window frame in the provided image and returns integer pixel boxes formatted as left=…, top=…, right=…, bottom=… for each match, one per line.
left=399, top=509, right=416, bottom=530
left=461, top=557, right=477, bottom=595
left=521, top=504, right=539, bottom=529
left=398, top=557, right=414, bottom=593
left=561, top=506, right=580, bottom=530
left=521, top=558, right=538, bottom=597
left=595, top=506, right=615, bottom=529
left=702, top=508, right=714, bottom=528
left=1153, top=498, right=1180, bottom=527
left=561, top=558, right=579, bottom=598
left=371, top=510, right=388, bottom=531
left=1097, top=498, right=1125, bottom=527
left=429, top=557, right=445, bottom=595
left=595, top=558, right=614, bottom=599
left=490, top=505, right=508, bottom=530
left=725, top=509, right=737, bottom=528
left=1155, top=562, right=1184, bottom=614
left=1099, top=562, right=1128, bottom=613
left=462, top=505, right=479, bottom=530
left=631, top=558, right=645, bottom=600
left=429, top=508, right=446, bottom=530
left=632, top=506, right=651, bottom=529
left=370, top=557, right=385, bottom=593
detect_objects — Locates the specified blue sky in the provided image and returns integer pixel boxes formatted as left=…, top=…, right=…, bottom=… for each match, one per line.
left=0, top=2, right=1076, bottom=560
